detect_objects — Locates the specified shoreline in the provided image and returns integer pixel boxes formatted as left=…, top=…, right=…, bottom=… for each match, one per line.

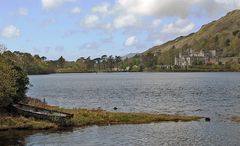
left=28, top=71, right=240, bottom=76
left=0, top=98, right=203, bottom=131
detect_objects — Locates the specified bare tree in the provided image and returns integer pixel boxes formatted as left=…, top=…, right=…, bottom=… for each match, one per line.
left=0, top=44, right=7, bottom=54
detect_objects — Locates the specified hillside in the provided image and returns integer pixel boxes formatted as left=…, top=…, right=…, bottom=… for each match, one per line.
left=146, top=10, right=240, bottom=58
left=122, top=53, right=139, bottom=60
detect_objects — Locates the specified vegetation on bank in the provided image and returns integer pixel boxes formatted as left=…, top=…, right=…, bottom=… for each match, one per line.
left=0, top=98, right=202, bottom=130
left=0, top=54, right=53, bottom=130
left=125, top=53, right=240, bottom=72
left=0, top=49, right=124, bottom=74
left=0, top=108, right=57, bottom=130
left=1, top=95, right=203, bottom=130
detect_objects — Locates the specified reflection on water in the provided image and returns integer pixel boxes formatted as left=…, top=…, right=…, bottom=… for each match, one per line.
left=0, top=130, right=35, bottom=146
left=0, top=129, right=74, bottom=146
left=1, top=122, right=240, bottom=146
left=25, top=122, right=240, bottom=146
left=1, top=73, right=240, bottom=145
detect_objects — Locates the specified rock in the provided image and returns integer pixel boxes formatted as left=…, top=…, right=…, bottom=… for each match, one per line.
left=205, top=117, right=211, bottom=122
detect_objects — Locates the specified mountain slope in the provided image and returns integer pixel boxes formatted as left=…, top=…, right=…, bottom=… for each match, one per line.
left=146, top=10, right=240, bottom=57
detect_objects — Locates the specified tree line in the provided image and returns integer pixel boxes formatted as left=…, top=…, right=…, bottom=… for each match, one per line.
left=0, top=49, right=126, bottom=74
left=57, top=55, right=123, bottom=73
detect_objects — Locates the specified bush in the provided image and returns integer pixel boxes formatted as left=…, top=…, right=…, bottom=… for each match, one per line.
left=0, top=56, right=29, bottom=107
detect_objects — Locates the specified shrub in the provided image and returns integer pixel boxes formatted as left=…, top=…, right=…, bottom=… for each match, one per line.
left=0, top=56, right=29, bottom=107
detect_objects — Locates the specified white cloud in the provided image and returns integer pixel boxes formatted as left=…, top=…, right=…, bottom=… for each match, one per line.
left=92, top=3, right=110, bottom=15
left=114, top=14, right=138, bottom=28
left=117, top=0, right=240, bottom=18
left=81, top=15, right=99, bottom=28
left=125, top=36, right=138, bottom=46
left=41, top=0, right=76, bottom=9
left=18, top=8, right=28, bottom=16
left=90, top=0, right=240, bottom=35
left=70, top=7, right=81, bottom=14
left=1, top=25, right=20, bottom=38
left=151, top=19, right=161, bottom=28
left=117, top=0, right=192, bottom=18
left=75, top=0, right=239, bottom=35
left=162, top=19, right=195, bottom=35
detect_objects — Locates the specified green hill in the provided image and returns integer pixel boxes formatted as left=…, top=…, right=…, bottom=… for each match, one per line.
left=146, top=10, right=240, bottom=58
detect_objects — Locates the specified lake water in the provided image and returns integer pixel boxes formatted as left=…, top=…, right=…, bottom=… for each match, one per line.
left=1, top=73, right=240, bottom=146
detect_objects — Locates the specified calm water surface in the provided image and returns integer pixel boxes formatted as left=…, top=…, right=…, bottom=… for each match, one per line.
left=1, top=73, right=240, bottom=145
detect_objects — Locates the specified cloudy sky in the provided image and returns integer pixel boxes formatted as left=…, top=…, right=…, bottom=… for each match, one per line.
left=0, top=0, right=240, bottom=60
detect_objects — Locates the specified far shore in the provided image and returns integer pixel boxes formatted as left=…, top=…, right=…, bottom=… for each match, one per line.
left=28, top=70, right=240, bottom=76
left=0, top=97, right=203, bottom=131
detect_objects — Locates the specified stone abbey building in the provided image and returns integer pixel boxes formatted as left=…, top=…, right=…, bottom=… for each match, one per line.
left=174, top=49, right=240, bottom=67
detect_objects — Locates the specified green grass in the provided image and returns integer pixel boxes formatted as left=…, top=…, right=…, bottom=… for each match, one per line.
left=50, top=108, right=201, bottom=127
left=0, top=109, right=57, bottom=130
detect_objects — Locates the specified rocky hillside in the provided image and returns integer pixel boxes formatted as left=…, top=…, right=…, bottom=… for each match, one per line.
left=146, top=10, right=240, bottom=57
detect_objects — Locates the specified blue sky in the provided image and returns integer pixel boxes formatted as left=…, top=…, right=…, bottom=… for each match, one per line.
left=0, top=0, right=240, bottom=60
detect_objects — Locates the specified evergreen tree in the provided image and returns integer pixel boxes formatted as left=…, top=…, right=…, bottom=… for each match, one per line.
left=58, top=56, right=66, bottom=68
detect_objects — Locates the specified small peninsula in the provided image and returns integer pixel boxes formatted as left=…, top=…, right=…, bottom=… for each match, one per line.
left=0, top=98, right=202, bottom=130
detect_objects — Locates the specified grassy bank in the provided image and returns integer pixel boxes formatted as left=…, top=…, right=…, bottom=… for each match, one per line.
left=54, top=108, right=202, bottom=127
left=0, top=98, right=202, bottom=130
left=0, top=108, right=57, bottom=130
